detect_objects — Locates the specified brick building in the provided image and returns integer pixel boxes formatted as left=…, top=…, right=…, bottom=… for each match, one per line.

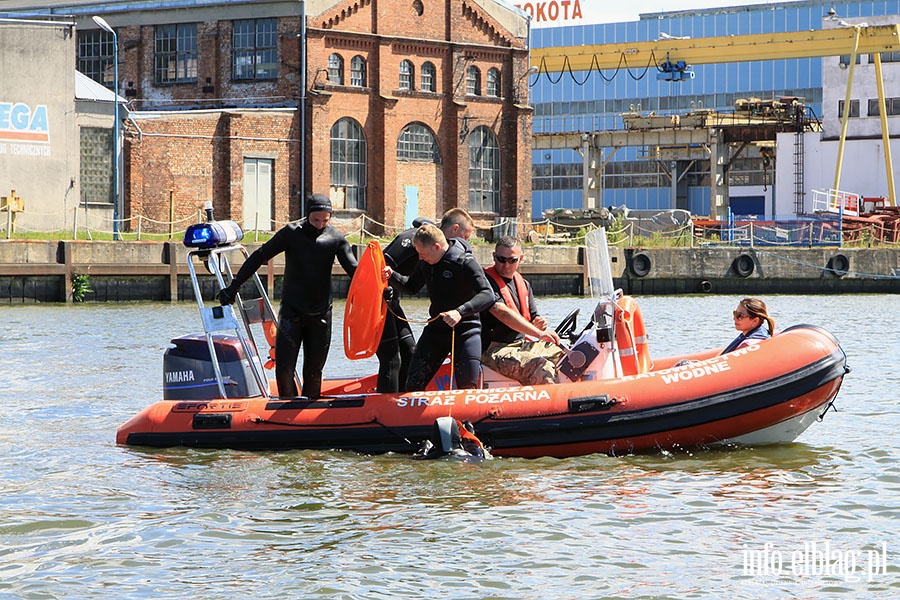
left=5, top=0, right=532, bottom=236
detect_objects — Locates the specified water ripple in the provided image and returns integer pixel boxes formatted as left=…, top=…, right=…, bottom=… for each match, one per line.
left=1, top=297, right=898, bottom=598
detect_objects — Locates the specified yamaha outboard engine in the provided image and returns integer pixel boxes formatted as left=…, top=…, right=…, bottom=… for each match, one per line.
left=163, top=333, right=262, bottom=400
left=414, top=417, right=492, bottom=460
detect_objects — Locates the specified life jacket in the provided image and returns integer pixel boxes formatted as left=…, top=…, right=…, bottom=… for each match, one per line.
left=484, top=265, right=531, bottom=323
left=721, top=325, right=770, bottom=354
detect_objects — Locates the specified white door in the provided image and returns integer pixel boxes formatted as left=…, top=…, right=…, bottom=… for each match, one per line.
left=243, top=158, right=273, bottom=231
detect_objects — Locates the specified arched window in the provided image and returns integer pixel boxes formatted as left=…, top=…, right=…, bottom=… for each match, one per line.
left=399, top=60, right=414, bottom=90
left=397, top=122, right=441, bottom=163
left=350, top=55, right=367, bottom=87
left=466, top=65, right=480, bottom=96
left=328, top=53, right=344, bottom=85
left=486, top=68, right=500, bottom=97
left=330, top=118, right=367, bottom=210
left=468, top=126, right=499, bottom=213
left=421, top=61, right=436, bottom=92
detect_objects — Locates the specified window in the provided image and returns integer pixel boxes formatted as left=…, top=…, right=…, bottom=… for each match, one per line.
left=468, top=126, right=499, bottom=213
left=533, top=161, right=583, bottom=191
left=839, top=54, right=861, bottom=67
left=350, top=56, right=366, bottom=87
left=80, top=127, right=114, bottom=204
left=868, top=97, right=900, bottom=116
left=328, top=54, right=344, bottom=85
left=154, top=24, right=198, bottom=84
left=486, top=68, right=500, bottom=97
left=398, top=123, right=441, bottom=162
left=873, top=51, right=900, bottom=63
left=78, top=30, right=116, bottom=89
left=466, top=66, right=481, bottom=96
left=838, top=99, right=860, bottom=118
left=233, top=18, right=277, bottom=80
left=330, top=118, right=367, bottom=210
left=399, top=60, right=414, bottom=90
left=421, top=61, right=436, bottom=92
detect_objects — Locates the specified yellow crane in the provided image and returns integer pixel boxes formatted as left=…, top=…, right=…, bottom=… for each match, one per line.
left=530, top=23, right=900, bottom=207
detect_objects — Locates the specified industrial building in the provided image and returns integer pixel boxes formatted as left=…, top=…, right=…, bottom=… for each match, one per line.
left=1, top=0, right=532, bottom=235
left=527, top=0, right=900, bottom=220
left=0, top=17, right=121, bottom=234
left=5, top=0, right=900, bottom=235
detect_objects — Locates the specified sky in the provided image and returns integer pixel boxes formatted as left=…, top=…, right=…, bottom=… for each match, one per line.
left=594, top=1, right=787, bottom=23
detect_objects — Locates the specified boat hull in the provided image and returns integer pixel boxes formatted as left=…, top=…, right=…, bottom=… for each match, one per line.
left=117, top=325, right=847, bottom=458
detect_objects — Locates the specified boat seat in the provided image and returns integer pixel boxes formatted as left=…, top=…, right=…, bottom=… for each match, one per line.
left=481, top=366, right=520, bottom=388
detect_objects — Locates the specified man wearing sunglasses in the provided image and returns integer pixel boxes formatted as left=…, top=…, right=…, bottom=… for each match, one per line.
left=481, top=236, right=563, bottom=386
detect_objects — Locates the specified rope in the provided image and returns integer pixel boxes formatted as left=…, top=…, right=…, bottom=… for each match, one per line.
left=753, top=248, right=900, bottom=279
left=251, top=415, right=418, bottom=448
left=449, top=327, right=456, bottom=404
left=384, top=296, right=458, bottom=394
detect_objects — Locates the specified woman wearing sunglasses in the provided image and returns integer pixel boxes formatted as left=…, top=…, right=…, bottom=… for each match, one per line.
left=722, top=297, right=776, bottom=354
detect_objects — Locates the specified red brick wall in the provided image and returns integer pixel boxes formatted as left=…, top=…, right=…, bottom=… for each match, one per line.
left=115, top=0, right=530, bottom=237
left=124, top=110, right=299, bottom=233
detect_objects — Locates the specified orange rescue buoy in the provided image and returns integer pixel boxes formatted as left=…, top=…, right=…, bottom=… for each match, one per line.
left=343, top=240, right=388, bottom=360
left=615, top=295, right=652, bottom=376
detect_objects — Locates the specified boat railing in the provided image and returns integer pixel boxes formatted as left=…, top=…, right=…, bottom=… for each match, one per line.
left=811, top=188, right=860, bottom=216
left=185, top=244, right=276, bottom=399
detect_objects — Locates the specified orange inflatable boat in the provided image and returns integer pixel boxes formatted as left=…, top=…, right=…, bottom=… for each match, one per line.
left=116, top=225, right=849, bottom=458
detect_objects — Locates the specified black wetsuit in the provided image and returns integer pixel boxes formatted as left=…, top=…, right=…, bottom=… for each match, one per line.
left=377, top=221, right=427, bottom=393
left=396, top=239, right=496, bottom=391
left=226, top=220, right=356, bottom=398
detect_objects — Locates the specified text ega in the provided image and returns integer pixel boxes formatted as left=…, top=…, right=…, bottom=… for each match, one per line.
left=0, top=102, right=50, bottom=140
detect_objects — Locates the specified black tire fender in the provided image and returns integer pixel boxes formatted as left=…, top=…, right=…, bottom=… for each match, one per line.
left=733, top=254, right=755, bottom=277
left=827, top=253, right=849, bottom=277
left=630, top=252, right=652, bottom=278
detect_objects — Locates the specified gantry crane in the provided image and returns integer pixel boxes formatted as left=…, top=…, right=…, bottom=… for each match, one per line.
left=529, top=23, right=900, bottom=213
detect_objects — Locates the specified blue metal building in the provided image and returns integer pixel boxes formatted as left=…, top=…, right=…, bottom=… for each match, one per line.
left=528, top=0, right=900, bottom=218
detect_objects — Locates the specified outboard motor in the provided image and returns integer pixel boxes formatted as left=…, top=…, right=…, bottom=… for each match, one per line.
left=163, top=333, right=262, bottom=400
left=414, top=417, right=492, bottom=460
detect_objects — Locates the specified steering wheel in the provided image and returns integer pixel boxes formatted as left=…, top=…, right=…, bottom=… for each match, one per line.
left=554, top=308, right=580, bottom=341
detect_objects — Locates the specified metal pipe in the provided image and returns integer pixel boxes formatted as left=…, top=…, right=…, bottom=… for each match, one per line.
left=833, top=25, right=861, bottom=192
left=299, top=0, right=307, bottom=219
left=872, top=52, right=897, bottom=207
left=92, top=15, right=120, bottom=240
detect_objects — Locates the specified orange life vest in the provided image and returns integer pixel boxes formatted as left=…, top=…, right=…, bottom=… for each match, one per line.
left=485, top=265, right=531, bottom=322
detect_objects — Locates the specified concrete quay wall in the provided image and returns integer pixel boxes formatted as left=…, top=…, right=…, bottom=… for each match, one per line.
left=1, top=240, right=898, bottom=303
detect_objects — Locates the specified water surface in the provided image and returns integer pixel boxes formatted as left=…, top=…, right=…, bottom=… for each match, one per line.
left=1, top=295, right=897, bottom=598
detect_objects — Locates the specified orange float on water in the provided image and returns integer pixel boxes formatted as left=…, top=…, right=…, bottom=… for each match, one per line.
left=343, top=240, right=388, bottom=360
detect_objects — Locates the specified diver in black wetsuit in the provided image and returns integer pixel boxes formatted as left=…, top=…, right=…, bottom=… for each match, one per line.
left=376, top=209, right=477, bottom=393
left=217, top=194, right=357, bottom=399
left=377, top=216, right=433, bottom=393
left=389, top=223, right=496, bottom=391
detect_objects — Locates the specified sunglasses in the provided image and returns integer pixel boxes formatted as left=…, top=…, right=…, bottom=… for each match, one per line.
left=733, top=311, right=753, bottom=320
left=494, top=254, right=521, bottom=264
